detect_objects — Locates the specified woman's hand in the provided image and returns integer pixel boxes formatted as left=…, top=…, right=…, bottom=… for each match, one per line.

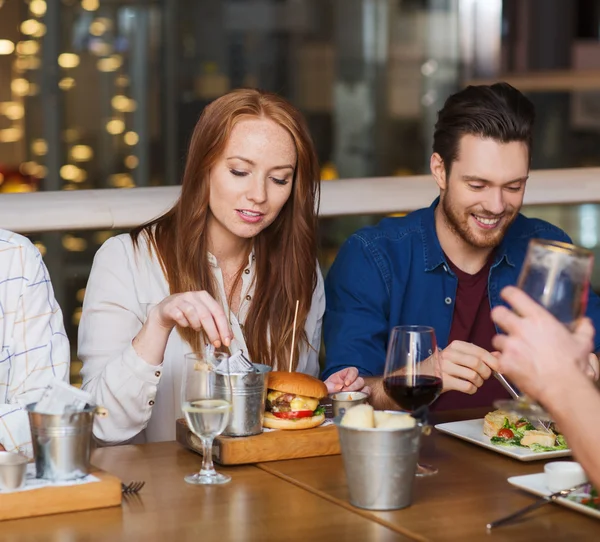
left=324, top=367, right=372, bottom=396
left=149, top=291, right=233, bottom=348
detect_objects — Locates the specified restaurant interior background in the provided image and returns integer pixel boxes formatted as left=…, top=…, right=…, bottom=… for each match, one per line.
left=0, top=0, right=600, bottom=384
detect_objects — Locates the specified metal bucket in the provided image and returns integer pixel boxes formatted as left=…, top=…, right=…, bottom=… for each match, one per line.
left=27, top=403, right=96, bottom=481
left=218, top=363, right=271, bottom=437
left=334, top=415, right=422, bottom=510
left=329, top=391, right=369, bottom=418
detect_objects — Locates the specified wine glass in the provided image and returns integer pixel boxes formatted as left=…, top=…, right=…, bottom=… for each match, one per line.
left=181, top=351, right=232, bottom=485
left=383, top=325, right=443, bottom=476
left=494, top=239, right=594, bottom=420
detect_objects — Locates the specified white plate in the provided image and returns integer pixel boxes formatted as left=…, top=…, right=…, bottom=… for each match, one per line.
left=434, top=419, right=571, bottom=461
left=508, top=473, right=600, bottom=520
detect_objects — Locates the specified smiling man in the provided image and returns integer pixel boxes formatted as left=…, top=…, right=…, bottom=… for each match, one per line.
left=323, top=82, right=600, bottom=410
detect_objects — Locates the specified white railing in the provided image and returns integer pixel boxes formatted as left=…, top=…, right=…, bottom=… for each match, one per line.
left=1, top=168, right=599, bottom=234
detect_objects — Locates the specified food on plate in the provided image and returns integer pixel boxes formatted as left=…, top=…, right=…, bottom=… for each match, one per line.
left=263, top=371, right=327, bottom=430
left=520, top=430, right=556, bottom=448
left=341, top=405, right=415, bottom=430
left=483, top=409, right=568, bottom=452
left=568, top=485, right=599, bottom=511
left=483, top=410, right=520, bottom=437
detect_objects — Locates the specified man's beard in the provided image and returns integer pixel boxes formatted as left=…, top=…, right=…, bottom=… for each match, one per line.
left=440, top=192, right=518, bottom=249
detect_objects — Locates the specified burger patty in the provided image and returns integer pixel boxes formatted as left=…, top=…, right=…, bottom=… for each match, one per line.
left=266, top=393, right=295, bottom=413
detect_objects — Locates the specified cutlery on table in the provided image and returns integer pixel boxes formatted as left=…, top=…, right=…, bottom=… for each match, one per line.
left=121, top=481, right=145, bottom=494
left=486, top=482, right=589, bottom=529
left=492, top=371, right=551, bottom=432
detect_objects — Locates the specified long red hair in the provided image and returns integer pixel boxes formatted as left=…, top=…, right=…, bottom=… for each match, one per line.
left=131, top=89, right=320, bottom=370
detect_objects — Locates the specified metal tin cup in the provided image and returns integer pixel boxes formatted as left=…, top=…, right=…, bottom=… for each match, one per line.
left=27, top=403, right=96, bottom=481
left=0, top=451, right=29, bottom=491
left=219, top=363, right=271, bottom=437
left=334, top=415, right=422, bottom=510
left=329, top=391, right=369, bottom=418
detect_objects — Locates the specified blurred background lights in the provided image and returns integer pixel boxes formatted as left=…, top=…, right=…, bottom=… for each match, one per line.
left=81, top=0, right=99, bottom=11
left=124, top=155, right=139, bottom=169
left=3, top=103, right=25, bottom=120
left=0, top=39, right=14, bottom=55
left=31, top=23, right=46, bottom=38
left=115, top=74, right=130, bottom=87
left=58, top=53, right=80, bottom=68
left=0, top=128, right=24, bottom=143
left=11, top=78, right=30, bottom=95
left=16, top=40, right=39, bottom=56
left=29, top=0, right=47, bottom=17
left=20, top=19, right=41, bottom=35
left=97, top=55, right=122, bottom=72
left=59, top=77, right=76, bottom=90
left=31, top=139, right=48, bottom=156
left=109, top=173, right=135, bottom=188
left=62, top=128, right=80, bottom=143
left=71, top=145, right=93, bottom=161
left=60, top=164, right=82, bottom=181
left=106, top=119, right=125, bottom=134
left=124, top=131, right=139, bottom=145
left=111, top=95, right=136, bottom=112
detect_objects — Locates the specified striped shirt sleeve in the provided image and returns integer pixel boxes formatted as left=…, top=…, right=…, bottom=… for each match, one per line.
left=0, top=232, right=70, bottom=456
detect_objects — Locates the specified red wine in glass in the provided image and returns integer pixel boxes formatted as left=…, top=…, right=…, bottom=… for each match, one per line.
left=383, top=325, right=443, bottom=477
left=383, top=375, right=443, bottom=413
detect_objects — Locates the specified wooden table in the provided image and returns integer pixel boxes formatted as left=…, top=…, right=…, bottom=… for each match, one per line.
left=258, top=408, right=599, bottom=541
left=0, top=441, right=405, bottom=542
left=0, top=409, right=597, bottom=541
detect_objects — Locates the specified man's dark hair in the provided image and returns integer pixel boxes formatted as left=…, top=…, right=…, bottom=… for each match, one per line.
left=432, top=82, right=535, bottom=176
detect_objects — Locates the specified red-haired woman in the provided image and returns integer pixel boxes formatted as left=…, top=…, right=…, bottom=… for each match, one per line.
left=79, top=89, right=367, bottom=444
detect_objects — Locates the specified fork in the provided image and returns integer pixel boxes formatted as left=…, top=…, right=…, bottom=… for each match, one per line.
left=486, top=482, right=588, bottom=529
left=121, top=481, right=145, bottom=494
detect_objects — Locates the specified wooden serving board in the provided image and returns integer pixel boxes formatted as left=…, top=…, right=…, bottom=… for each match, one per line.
left=0, top=468, right=122, bottom=521
left=176, top=418, right=340, bottom=465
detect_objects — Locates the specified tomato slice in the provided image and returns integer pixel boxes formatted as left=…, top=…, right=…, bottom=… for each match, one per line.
left=272, top=410, right=314, bottom=419
left=497, top=428, right=514, bottom=439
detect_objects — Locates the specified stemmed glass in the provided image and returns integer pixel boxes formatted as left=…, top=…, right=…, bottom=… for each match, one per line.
left=383, top=325, right=443, bottom=476
left=181, top=351, right=232, bottom=485
left=494, top=239, right=594, bottom=420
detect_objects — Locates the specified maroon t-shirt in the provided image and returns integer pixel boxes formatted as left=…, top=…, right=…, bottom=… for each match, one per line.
left=432, top=255, right=510, bottom=410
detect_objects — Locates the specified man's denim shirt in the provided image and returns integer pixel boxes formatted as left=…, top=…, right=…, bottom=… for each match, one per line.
left=322, top=199, right=600, bottom=380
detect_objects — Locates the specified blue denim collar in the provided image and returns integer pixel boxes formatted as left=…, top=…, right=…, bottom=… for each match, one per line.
left=420, top=197, right=515, bottom=272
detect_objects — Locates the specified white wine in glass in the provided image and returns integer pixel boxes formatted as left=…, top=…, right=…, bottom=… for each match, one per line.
left=181, top=351, right=232, bottom=485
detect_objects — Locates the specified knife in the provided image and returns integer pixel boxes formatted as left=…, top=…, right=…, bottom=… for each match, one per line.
left=486, top=482, right=589, bottom=529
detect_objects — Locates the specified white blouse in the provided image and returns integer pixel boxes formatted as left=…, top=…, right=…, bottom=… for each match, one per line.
left=79, top=233, right=325, bottom=445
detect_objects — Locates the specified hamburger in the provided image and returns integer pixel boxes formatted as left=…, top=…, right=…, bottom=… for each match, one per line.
left=263, top=371, right=327, bottom=430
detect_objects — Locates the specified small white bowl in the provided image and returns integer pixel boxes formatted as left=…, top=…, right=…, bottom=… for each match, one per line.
left=544, top=461, right=588, bottom=493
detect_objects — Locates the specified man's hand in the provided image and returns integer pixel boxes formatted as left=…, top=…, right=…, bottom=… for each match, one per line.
left=324, top=367, right=372, bottom=396
left=0, top=444, right=5, bottom=452
left=440, top=340, right=499, bottom=394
